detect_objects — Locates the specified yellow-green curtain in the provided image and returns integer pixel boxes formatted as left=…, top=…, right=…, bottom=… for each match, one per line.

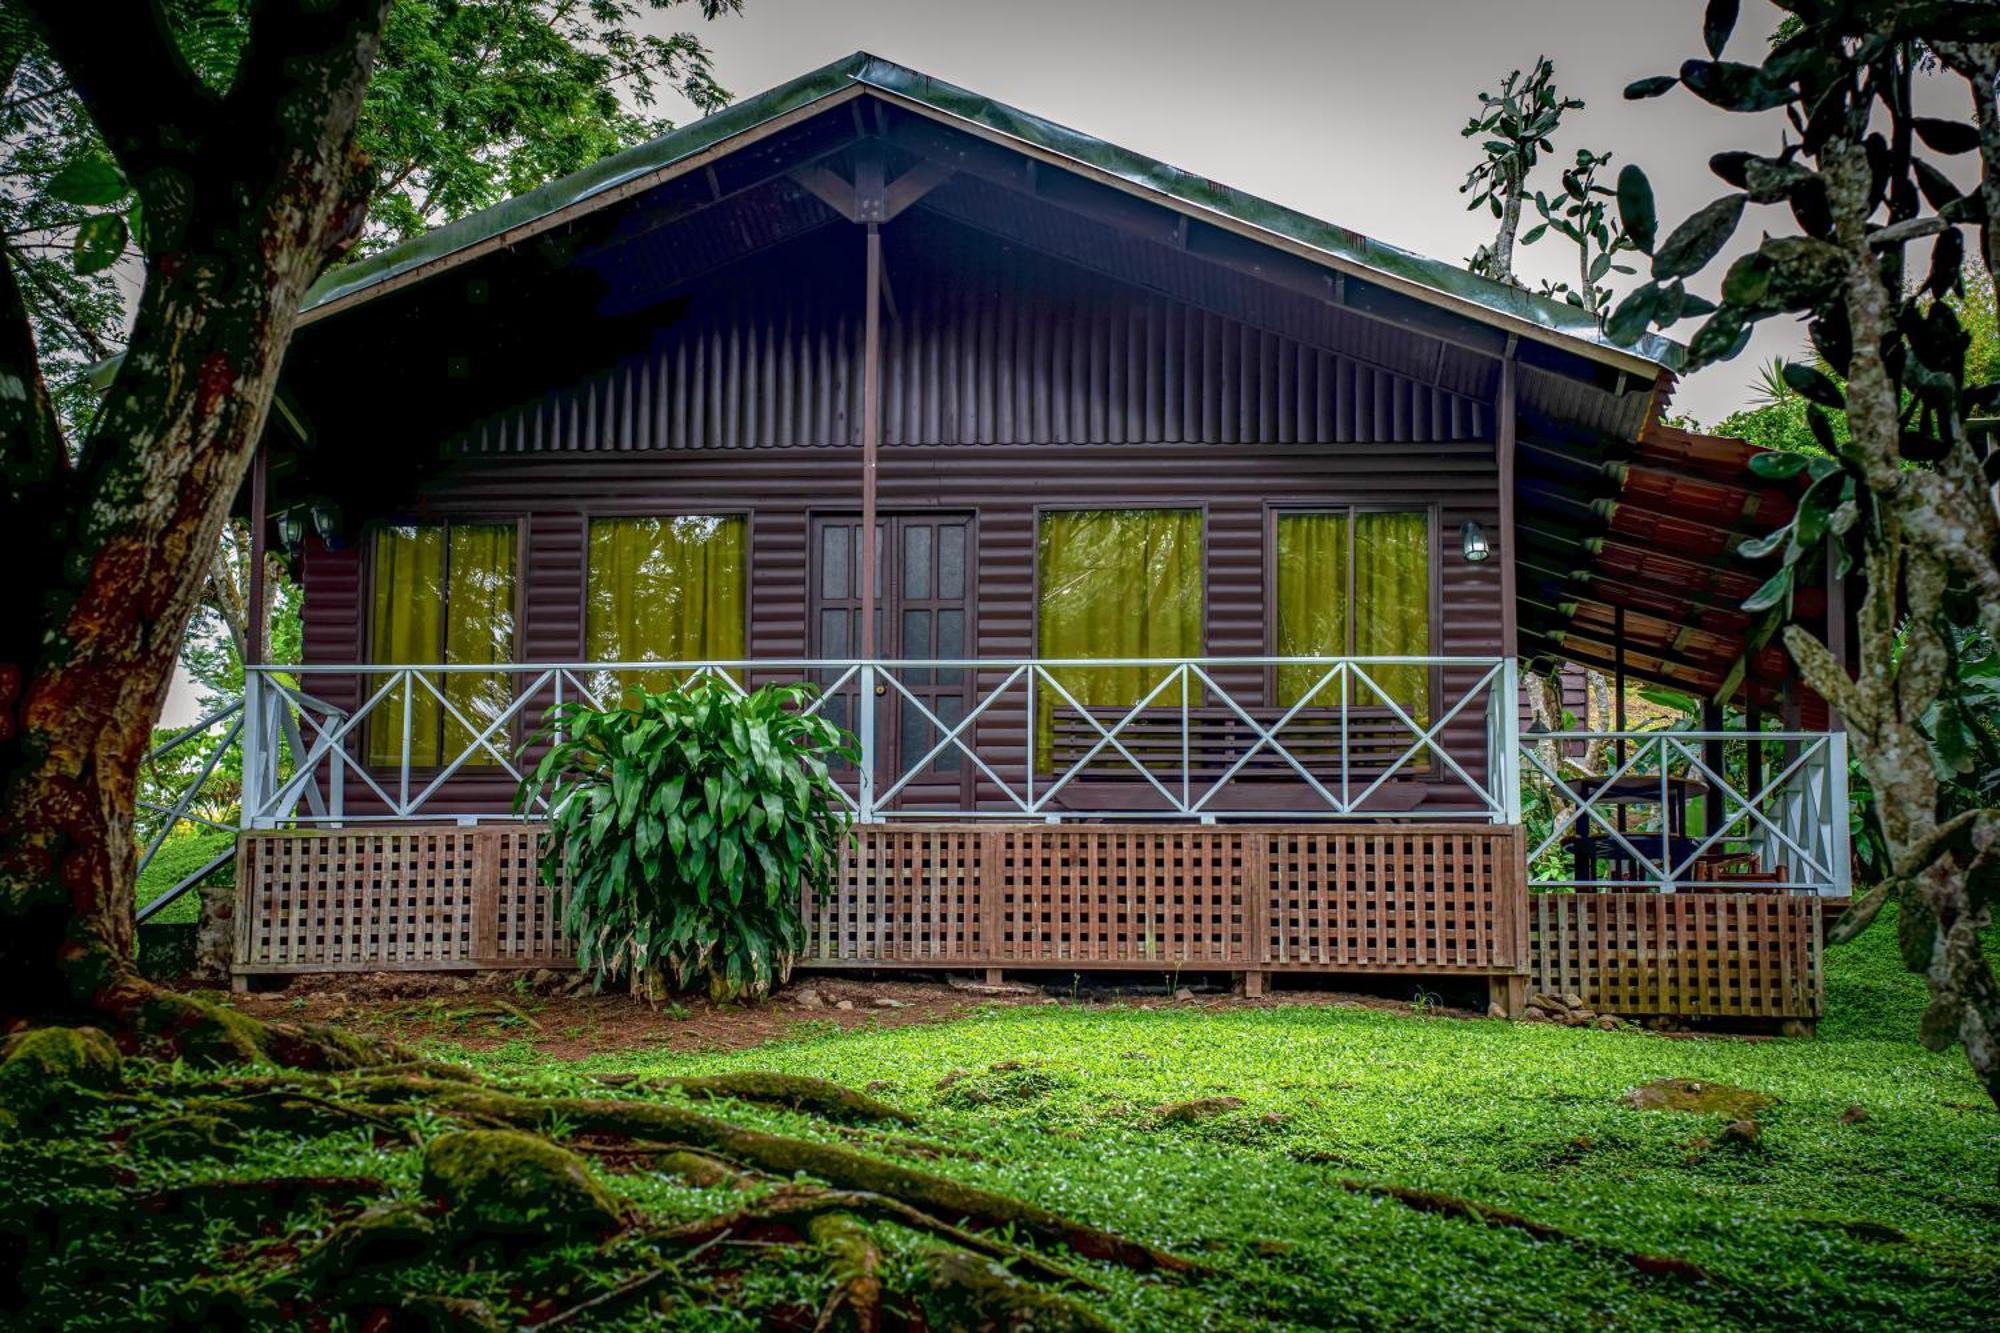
left=1035, top=509, right=1202, bottom=768
left=586, top=515, right=746, bottom=702
left=367, top=523, right=517, bottom=768
left=367, top=526, right=444, bottom=767
left=1275, top=512, right=1350, bottom=707
left=1352, top=510, right=1431, bottom=725
left=441, top=524, right=517, bottom=764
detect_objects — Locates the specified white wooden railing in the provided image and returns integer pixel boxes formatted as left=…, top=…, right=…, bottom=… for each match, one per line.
left=1519, top=729, right=1850, bottom=896
left=240, top=657, right=1523, bottom=826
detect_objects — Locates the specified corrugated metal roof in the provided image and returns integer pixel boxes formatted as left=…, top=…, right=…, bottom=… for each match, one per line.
left=300, top=51, right=1682, bottom=374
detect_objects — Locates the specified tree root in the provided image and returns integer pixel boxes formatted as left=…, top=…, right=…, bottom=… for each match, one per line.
left=626, top=1071, right=918, bottom=1126
left=177, top=1071, right=1191, bottom=1274
left=916, top=1242, right=1116, bottom=1333
left=429, top=1086, right=1193, bottom=1274
left=12, top=1005, right=1194, bottom=1329
left=95, top=975, right=403, bottom=1069
left=808, top=1211, right=883, bottom=1333
left=526, top=1227, right=735, bottom=1330
left=644, top=1185, right=1101, bottom=1291
left=1338, top=1179, right=1715, bottom=1283
left=138, top=1174, right=386, bottom=1218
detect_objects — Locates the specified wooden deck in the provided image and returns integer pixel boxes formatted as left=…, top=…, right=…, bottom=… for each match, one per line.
left=231, top=823, right=1824, bottom=1020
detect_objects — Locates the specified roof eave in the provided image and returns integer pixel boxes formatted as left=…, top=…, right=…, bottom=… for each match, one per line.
left=296, top=50, right=1682, bottom=378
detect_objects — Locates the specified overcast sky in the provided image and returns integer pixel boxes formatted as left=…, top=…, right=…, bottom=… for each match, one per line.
left=648, top=0, right=1967, bottom=424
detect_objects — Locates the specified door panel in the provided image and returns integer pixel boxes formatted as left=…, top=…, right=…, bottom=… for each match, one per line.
left=810, top=513, right=974, bottom=805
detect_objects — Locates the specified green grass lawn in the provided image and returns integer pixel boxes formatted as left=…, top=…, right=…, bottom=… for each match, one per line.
left=132, top=827, right=235, bottom=925
left=436, top=914, right=2000, bottom=1330
left=6, top=912, right=1995, bottom=1330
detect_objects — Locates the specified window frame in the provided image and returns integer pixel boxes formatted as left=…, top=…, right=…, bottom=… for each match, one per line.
left=1262, top=501, right=1442, bottom=723
left=360, top=515, right=527, bottom=773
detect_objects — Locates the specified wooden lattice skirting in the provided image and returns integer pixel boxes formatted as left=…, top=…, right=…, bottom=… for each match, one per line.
left=228, top=824, right=1827, bottom=1020
left=235, top=823, right=1527, bottom=983
left=1529, top=891, right=1823, bottom=1019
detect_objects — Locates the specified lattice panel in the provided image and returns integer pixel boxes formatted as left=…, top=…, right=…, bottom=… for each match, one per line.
left=238, top=829, right=484, bottom=969
left=1263, top=827, right=1526, bottom=971
left=811, top=826, right=984, bottom=962
left=991, top=827, right=1251, bottom=964
left=1530, top=892, right=1822, bottom=1018
left=491, top=828, right=571, bottom=962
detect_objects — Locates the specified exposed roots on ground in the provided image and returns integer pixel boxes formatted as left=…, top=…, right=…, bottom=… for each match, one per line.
left=0, top=1017, right=1192, bottom=1329
left=1338, top=1178, right=1716, bottom=1284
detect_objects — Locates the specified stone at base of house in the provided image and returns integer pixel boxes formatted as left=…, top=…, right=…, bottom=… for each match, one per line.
left=194, top=880, right=236, bottom=983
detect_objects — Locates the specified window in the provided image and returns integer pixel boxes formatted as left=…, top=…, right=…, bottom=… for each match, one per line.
left=1035, top=508, right=1203, bottom=765
left=585, top=515, right=747, bottom=700
left=366, top=522, right=517, bottom=767
left=1274, top=508, right=1432, bottom=722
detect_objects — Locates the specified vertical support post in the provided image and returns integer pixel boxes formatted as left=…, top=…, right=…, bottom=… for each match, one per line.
left=1613, top=605, right=1628, bottom=837
left=1701, top=700, right=1725, bottom=833
left=241, top=444, right=269, bottom=828
left=1500, top=657, right=1522, bottom=824
left=1496, top=338, right=1519, bottom=660
left=859, top=223, right=881, bottom=661
left=240, top=675, right=264, bottom=828
left=247, top=443, right=268, bottom=668
left=858, top=223, right=882, bottom=819
left=857, top=663, right=877, bottom=824
left=1828, top=731, right=1851, bottom=897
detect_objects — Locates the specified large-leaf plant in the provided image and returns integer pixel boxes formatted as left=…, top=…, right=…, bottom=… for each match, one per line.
left=518, top=678, right=856, bottom=1002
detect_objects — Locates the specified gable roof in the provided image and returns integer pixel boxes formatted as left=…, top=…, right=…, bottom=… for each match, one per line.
left=301, top=51, right=1681, bottom=375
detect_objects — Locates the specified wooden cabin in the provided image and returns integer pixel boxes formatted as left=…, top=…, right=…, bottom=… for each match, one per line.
left=224, top=54, right=1846, bottom=1016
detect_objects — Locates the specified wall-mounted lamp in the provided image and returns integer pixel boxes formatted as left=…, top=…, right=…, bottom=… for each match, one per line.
left=310, top=500, right=343, bottom=548
left=274, top=508, right=305, bottom=553
left=1460, top=519, right=1491, bottom=563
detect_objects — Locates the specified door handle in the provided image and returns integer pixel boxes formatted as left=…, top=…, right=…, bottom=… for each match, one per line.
left=874, top=684, right=886, bottom=696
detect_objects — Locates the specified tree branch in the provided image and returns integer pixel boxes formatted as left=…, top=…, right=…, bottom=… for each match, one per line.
left=22, top=1, right=216, bottom=184
left=0, top=244, right=69, bottom=489
left=5, top=243, right=113, bottom=362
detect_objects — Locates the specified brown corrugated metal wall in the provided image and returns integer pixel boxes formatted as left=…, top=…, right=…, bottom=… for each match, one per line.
left=451, top=231, right=1488, bottom=455
left=301, top=220, right=1504, bottom=817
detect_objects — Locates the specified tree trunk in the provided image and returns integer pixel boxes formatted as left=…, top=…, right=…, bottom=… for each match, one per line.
left=1490, top=171, right=1524, bottom=287
left=0, top=2, right=389, bottom=1025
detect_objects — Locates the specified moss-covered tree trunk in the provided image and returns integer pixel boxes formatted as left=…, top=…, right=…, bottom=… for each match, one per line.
left=0, top=1, right=389, bottom=1025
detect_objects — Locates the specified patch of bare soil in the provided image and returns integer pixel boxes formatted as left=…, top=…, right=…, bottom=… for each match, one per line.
left=223, top=972, right=1484, bottom=1062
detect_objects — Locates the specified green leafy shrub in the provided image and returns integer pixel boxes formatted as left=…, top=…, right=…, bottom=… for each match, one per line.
left=519, top=677, right=856, bottom=1001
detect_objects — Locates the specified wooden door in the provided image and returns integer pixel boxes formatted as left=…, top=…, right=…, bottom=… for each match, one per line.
left=810, top=514, right=973, bottom=808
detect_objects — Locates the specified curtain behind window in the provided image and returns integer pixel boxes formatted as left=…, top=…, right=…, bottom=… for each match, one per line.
left=1274, top=512, right=1350, bottom=708
left=1035, top=509, right=1202, bottom=767
left=441, top=524, right=517, bottom=762
left=1353, top=511, right=1431, bottom=725
left=367, top=523, right=516, bottom=768
left=586, top=515, right=746, bottom=702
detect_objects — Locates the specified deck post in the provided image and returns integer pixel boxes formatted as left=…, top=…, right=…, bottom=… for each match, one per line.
left=241, top=445, right=269, bottom=826
left=1496, top=338, right=1519, bottom=660
left=859, top=221, right=881, bottom=661
left=1488, top=973, right=1527, bottom=1018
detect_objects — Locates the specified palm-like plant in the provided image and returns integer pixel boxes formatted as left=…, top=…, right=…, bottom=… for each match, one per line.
left=519, top=677, right=857, bottom=1002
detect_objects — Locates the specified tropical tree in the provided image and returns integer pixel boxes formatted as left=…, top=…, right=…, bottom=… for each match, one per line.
left=1527, top=147, right=1642, bottom=316
left=1460, top=57, right=1583, bottom=285
left=1608, top=0, right=2000, bottom=1104
left=0, top=0, right=398, bottom=1032
left=4, top=1, right=738, bottom=714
